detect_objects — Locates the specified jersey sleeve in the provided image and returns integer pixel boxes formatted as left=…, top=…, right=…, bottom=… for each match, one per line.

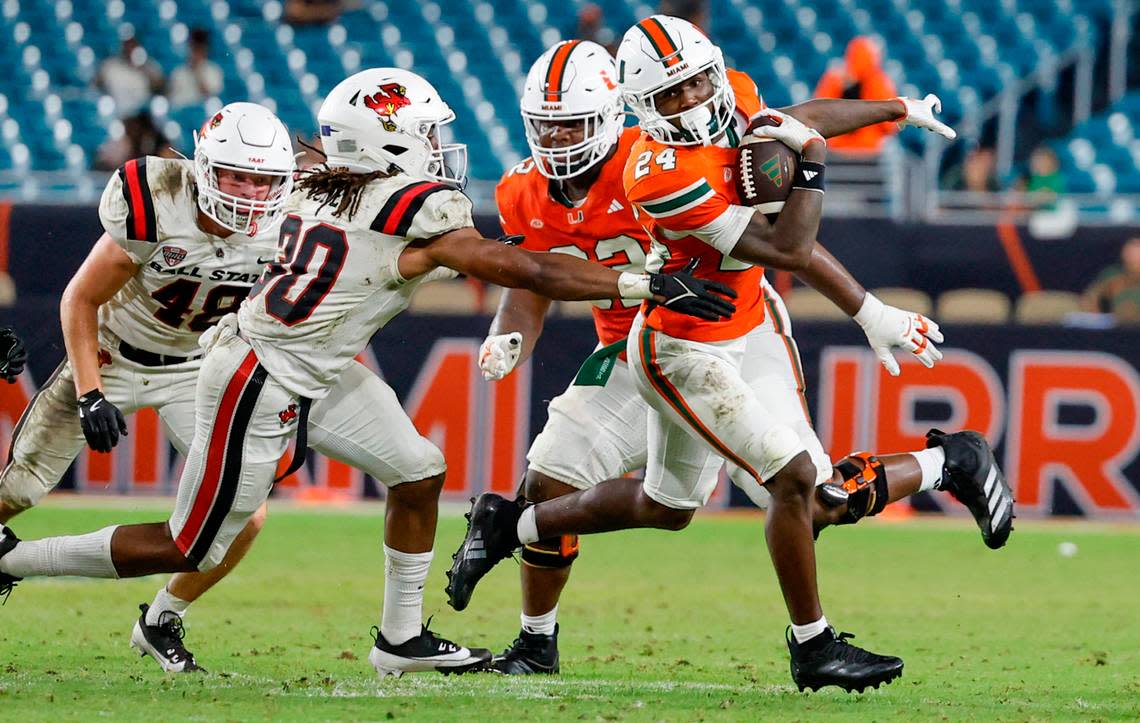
left=494, top=174, right=525, bottom=237
left=98, top=157, right=161, bottom=265
left=625, top=153, right=754, bottom=255
left=368, top=181, right=473, bottom=240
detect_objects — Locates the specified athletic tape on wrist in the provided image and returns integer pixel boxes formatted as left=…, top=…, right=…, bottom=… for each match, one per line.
left=793, top=161, right=826, bottom=193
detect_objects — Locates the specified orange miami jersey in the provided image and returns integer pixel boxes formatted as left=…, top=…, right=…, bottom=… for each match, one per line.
left=496, top=127, right=649, bottom=347
left=623, top=70, right=768, bottom=343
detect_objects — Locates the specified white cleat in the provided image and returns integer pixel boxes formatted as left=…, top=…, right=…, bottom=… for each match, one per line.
left=368, top=623, right=491, bottom=677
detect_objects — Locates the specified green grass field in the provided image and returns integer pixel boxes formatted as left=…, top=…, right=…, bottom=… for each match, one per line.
left=0, top=500, right=1137, bottom=721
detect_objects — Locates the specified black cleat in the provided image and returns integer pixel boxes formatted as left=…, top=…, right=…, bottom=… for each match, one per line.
left=0, top=525, right=20, bottom=604
left=368, top=621, right=492, bottom=677
left=492, top=625, right=560, bottom=675
left=926, top=429, right=1015, bottom=549
left=129, top=603, right=204, bottom=672
left=445, top=493, right=524, bottom=611
left=787, top=626, right=903, bottom=693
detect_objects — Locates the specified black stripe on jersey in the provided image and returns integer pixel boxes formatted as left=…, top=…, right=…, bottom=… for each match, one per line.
left=369, top=181, right=449, bottom=237
left=187, top=362, right=268, bottom=565
left=118, top=157, right=159, bottom=243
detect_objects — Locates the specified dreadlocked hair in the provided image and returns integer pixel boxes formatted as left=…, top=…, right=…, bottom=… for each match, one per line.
left=296, top=165, right=396, bottom=221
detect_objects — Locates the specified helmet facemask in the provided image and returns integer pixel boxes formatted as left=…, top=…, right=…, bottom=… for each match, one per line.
left=423, top=113, right=468, bottom=190
left=195, top=151, right=293, bottom=235
left=523, top=98, right=623, bottom=180
left=624, top=55, right=735, bottom=147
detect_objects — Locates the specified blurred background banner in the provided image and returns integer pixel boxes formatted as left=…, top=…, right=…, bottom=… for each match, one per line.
left=3, top=301, right=1137, bottom=520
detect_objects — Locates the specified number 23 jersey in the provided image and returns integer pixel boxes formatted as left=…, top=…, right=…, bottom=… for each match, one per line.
left=239, top=174, right=473, bottom=399
left=496, top=127, right=649, bottom=347
left=98, top=156, right=273, bottom=357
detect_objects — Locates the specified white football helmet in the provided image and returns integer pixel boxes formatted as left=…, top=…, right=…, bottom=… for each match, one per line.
left=520, top=40, right=624, bottom=180
left=317, top=68, right=467, bottom=188
left=193, top=102, right=294, bottom=235
left=616, top=15, right=735, bottom=146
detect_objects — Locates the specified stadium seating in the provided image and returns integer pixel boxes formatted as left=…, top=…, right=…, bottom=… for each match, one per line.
left=0, top=0, right=1117, bottom=190
left=1051, top=92, right=1140, bottom=206
left=936, top=288, right=1012, bottom=323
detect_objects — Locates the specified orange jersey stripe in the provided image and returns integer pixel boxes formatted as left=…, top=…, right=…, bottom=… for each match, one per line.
left=636, top=17, right=683, bottom=66
left=544, top=40, right=581, bottom=102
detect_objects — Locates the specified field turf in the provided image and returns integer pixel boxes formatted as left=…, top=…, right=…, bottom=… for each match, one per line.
left=0, top=500, right=1137, bottom=721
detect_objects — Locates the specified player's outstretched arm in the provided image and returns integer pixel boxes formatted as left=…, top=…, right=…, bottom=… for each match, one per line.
left=795, top=241, right=944, bottom=375
left=778, top=94, right=956, bottom=140
left=404, top=228, right=736, bottom=320
left=480, top=288, right=552, bottom=380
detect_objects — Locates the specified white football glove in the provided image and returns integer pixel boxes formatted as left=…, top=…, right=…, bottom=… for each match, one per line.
left=854, top=293, right=944, bottom=376
left=749, top=108, right=826, bottom=153
left=896, top=94, right=957, bottom=140
left=478, top=332, right=523, bottom=381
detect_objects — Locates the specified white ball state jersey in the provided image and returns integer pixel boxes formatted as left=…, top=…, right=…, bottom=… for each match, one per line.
left=239, top=175, right=470, bottom=398
left=97, top=156, right=276, bottom=357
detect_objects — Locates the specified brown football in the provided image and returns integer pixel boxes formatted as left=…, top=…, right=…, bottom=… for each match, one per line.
left=735, top=116, right=797, bottom=218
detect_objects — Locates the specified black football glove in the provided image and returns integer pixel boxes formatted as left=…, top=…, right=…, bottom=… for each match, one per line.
left=77, top=390, right=128, bottom=453
left=648, top=259, right=738, bottom=321
left=0, top=326, right=26, bottom=383
left=497, top=234, right=525, bottom=246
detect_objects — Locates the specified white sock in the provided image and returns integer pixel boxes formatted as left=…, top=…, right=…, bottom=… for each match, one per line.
left=516, top=507, right=539, bottom=545
left=521, top=605, right=558, bottom=636
left=146, top=586, right=192, bottom=625
left=911, top=447, right=947, bottom=492
left=791, top=616, right=829, bottom=644
left=0, top=526, right=119, bottom=579
left=381, top=544, right=433, bottom=646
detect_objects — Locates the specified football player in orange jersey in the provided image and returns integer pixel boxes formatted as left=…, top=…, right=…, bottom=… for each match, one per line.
left=462, top=28, right=1013, bottom=685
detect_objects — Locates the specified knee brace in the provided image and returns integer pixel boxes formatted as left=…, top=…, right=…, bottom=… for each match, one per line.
left=520, top=535, right=580, bottom=569
left=827, top=452, right=889, bottom=525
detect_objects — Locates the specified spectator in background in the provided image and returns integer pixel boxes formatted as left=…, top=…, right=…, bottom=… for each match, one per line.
left=167, top=28, right=223, bottom=108
left=94, top=111, right=177, bottom=171
left=1081, top=236, right=1140, bottom=323
left=284, top=0, right=343, bottom=25
left=576, top=4, right=615, bottom=51
left=1026, top=146, right=1065, bottom=200
left=658, top=0, right=709, bottom=31
left=815, top=36, right=898, bottom=153
left=945, top=146, right=1001, bottom=192
left=96, top=35, right=165, bottom=117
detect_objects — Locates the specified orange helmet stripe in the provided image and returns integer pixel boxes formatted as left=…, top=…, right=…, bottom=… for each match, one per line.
left=544, top=40, right=582, bottom=102
left=636, top=17, right=682, bottom=67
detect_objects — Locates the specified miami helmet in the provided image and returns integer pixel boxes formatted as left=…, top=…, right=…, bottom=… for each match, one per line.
left=317, top=68, right=467, bottom=188
left=193, top=102, right=295, bottom=235
left=520, top=40, right=624, bottom=179
left=616, top=15, right=735, bottom=146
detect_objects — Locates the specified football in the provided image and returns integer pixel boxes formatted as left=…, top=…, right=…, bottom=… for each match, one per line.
left=735, top=116, right=797, bottom=217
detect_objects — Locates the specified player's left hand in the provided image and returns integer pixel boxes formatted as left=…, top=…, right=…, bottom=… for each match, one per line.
left=0, top=326, right=27, bottom=383
left=854, top=293, right=944, bottom=376
left=478, top=332, right=523, bottom=381
left=896, top=94, right=957, bottom=140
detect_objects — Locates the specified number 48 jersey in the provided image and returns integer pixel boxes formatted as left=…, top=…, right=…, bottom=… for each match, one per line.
left=98, top=156, right=274, bottom=357
left=239, top=174, right=473, bottom=399
left=496, top=127, right=650, bottom=347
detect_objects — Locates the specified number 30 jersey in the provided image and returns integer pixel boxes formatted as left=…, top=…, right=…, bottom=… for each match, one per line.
left=495, top=127, right=649, bottom=347
left=239, top=174, right=473, bottom=399
left=98, top=156, right=274, bottom=357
